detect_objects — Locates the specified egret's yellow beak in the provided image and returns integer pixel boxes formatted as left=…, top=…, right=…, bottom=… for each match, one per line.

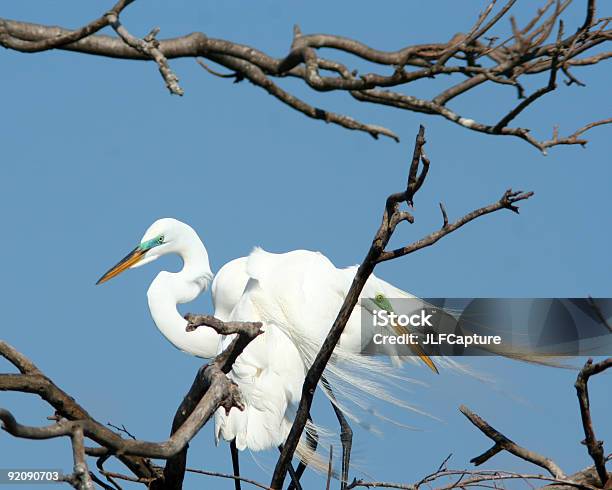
left=96, top=247, right=146, bottom=285
left=371, top=294, right=439, bottom=374
left=391, top=320, right=440, bottom=374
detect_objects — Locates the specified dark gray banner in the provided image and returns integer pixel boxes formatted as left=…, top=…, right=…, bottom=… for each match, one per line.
left=360, top=298, right=612, bottom=357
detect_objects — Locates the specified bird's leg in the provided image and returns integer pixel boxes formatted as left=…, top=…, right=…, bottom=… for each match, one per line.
left=322, top=376, right=352, bottom=490
left=277, top=445, right=304, bottom=490
left=330, top=401, right=352, bottom=490
left=230, top=439, right=241, bottom=490
left=287, top=414, right=319, bottom=490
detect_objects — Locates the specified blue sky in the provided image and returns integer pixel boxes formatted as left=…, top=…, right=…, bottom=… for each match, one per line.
left=1, top=1, right=610, bottom=488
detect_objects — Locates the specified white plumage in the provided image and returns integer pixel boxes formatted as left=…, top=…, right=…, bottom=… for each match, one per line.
left=212, top=247, right=439, bottom=451
left=97, top=218, right=439, bottom=461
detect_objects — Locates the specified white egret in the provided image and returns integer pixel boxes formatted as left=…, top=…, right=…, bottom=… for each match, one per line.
left=96, top=218, right=439, bottom=489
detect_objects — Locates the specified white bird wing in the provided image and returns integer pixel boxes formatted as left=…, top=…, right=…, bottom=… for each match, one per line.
left=239, top=248, right=436, bottom=430
left=210, top=252, right=333, bottom=470
left=212, top=247, right=556, bottom=447
left=213, top=247, right=448, bottom=453
left=214, top=271, right=306, bottom=452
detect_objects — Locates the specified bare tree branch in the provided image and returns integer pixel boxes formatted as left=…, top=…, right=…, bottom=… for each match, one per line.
left=575, top=358, right=612, bottom=487
left=546, top=457, right=612, bottom=490
left=493, top=18, right=565, bottom=132
left=324, top=352, right=611, bottom=490
left=0, top=341, right=157, bottom=481
left=0, top=0, right=134, bottom=52
left=88, top=471, right=118, bottom=490
left=70, top=426, right=95, bottom=490
left=148, top=316, right=262, bottom=489
left=96, top=456, right=124, bottom=490
left=0, top=366, right=242, bottom=458
left=185, top=468, right=271, bottom=490
left=270, top=125, right=534, bottom=489
left=459, top=405, right=566, bottom=478
left=377, top=188, right=532, bottom=263
left=538, top=118, right=612, bottom=150
left=147, top=363, right=217, bottom=490
left=98, top=466, right=273, bottom=490
left=1, top=1, right=609, bottom=150
left=107, top=422, right=136, bottom=440
left=106, top=16, right=183, bottom=95
left=346, top=469, right=600, bottom=490
left=0, top=316, right=263, bottom=489
left=198, top=53, right=400, bottom=141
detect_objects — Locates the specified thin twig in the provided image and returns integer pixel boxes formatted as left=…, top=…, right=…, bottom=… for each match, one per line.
left=106, top=15, right=183, bottom=95
left=185, top=468, right=271, bottom=490
left=196, top=58, right=239, bottom=78
left=107, top=422, right=136, bottom=440
left=439, top=203, right=449, bottom=229
left=347, top=470, right=599, bottom=490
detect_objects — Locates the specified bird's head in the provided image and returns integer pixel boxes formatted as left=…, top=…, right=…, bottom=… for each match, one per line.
left=373, top=293, right=393, bottom=312
left=96, top=218, right=190, bottom=285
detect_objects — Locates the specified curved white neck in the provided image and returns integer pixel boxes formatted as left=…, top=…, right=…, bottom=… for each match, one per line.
left=146, top=234, right=220, bottom=358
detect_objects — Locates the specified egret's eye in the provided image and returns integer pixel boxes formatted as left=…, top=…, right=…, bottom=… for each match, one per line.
left=157, top=235, right=164, bottom=244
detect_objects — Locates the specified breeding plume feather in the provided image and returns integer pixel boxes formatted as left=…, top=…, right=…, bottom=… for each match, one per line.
left=95, top=218, right=462, bottom=486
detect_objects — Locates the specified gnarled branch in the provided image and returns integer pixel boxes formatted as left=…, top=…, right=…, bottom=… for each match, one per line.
left=575, top=358, right=612, bottom=487
left=1, top=0, right=610, bottom=151
left=0, top=316, right=263, bottom=489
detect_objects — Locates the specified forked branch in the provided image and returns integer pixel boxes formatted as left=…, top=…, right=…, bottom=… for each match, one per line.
left=459, top=405, right=566, bottom=478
